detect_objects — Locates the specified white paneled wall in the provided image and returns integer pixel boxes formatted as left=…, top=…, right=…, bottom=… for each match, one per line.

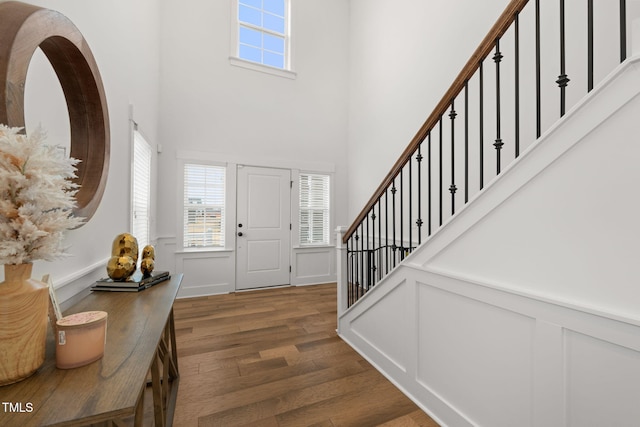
left=292, top=247, right=335, bottom=286
left=340, top=267, right=640, bottom=427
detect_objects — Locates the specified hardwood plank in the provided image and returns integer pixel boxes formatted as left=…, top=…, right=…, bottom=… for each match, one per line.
left=196, top=365, right=378, bottom=426
left=172, top=283, right=439, bottom=427
left=378, top=410, right=440, bottom=427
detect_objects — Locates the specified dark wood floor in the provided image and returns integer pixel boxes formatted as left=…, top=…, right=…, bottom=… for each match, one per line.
left=171, top=283, right=438, bottom=427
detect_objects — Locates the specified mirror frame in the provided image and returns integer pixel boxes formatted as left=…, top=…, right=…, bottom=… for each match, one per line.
left=0, top=1, right=110, bottom=223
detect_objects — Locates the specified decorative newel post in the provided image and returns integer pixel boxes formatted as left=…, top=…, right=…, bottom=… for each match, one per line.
left=336, top=226, right=349, bottom=328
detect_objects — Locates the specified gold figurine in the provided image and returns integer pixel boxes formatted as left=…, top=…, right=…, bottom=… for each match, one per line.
left=140, top=245, right=155, bottom=277
left=106, top=255, right=136, bottom=280
left=106, top=233, right=139, bottom=281
left=111, top=233, right=139, bottom=264
left=141, top=245, right=155, bottom=259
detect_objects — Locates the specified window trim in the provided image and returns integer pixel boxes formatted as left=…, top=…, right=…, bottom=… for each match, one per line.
left=229, top=0, right=296, bottom=79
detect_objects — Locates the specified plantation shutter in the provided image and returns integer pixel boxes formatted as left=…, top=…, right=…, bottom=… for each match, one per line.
left=299, top=173, right=330, bottom=245
left=132, top=131, right=151, bottom=249
left=183, top=164, right=226, bottom=248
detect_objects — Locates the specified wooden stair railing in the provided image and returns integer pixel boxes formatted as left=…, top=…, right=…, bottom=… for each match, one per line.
left=342, top=0, right=628, bottom=307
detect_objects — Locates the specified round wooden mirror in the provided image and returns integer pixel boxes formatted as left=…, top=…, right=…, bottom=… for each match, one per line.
left=0, top=1, right=110, bottom=224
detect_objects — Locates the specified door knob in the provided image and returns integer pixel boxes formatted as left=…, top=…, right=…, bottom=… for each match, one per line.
left=238, top=232, right=243, bottom=237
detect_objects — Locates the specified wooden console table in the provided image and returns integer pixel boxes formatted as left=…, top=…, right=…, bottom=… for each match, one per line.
left=0, top=273, right=183, bottom=427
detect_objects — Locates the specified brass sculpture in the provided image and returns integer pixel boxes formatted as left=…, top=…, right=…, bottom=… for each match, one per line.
left=111, top=233, right=139, bottom=264
left=140, top=245, right=155, bottom=277
left=106, top=233, right=138, bottom=281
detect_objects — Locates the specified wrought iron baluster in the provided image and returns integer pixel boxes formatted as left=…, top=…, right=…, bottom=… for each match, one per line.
left=359, top=223, right=364, bottom=297
left=557, top=0, right=570, bottom=117
left=409, top=157, right=412, bottom=254
left=494, top=39, right=504, bottom=173
left=391, top=178, right=397, bottom=268
left=536, top=0, right=541, bottom=138
left=353, top=246, right=357, bottom=304
left=371, top=207, right=376, bottom=286
left=417, top=144, right=423, bottom=245
left=400, top=167, right=404, bottom=260
left=354, top=230, right=360, bottom=300
left=366, top=212, right=370, bottom=290
left=479, top=61, right=485, bottom=190
left=449, top=101, right=457, bottom=215
left=515, top=12, right=520, bottom=158
left=350, top=238, right=355, bottom=305
left=464, top=81, right=469, bottom=202
left=351, top=237, right=355, bottom=304
left=588, top=0, right=594, bottom=92
left=377, top=199, right=382, bottom=281
left=439, top=117, right=443, bottom=226
left=385, top=188, right=389, bottom=275
left=347, top=237, right=351, bottom=306
left=621, top=0, right=627, bottom=62
left=428, top=132, right=432, bottom=236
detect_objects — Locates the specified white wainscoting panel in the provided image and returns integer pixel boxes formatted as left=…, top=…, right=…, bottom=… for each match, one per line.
left=176, top=250, right=235, bottom=298
left=564, top=330, right=640, bottom=427
left=351, top=279, right=412, bottom=375
left=291, top=246, right=336, bottom=286
left=417, top=283, right=535, bottom=427
left=338, top=265, right=640, bottom=427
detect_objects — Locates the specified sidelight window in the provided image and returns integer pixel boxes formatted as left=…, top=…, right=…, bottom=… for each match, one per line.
left=299, top=173, right=330, bottom=246
left=183, top=164, right=226, bottom=248
left=131, top=129, right=152, bottom=250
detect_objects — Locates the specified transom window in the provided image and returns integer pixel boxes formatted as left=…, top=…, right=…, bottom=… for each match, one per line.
left=237, top=0, right=288, bottom=69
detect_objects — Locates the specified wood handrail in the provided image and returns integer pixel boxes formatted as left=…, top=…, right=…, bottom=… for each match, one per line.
left=344, top=0, right=530, bottom=243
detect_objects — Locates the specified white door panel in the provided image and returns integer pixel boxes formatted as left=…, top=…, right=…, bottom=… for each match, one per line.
left=236, top=166, right=291, bottom=290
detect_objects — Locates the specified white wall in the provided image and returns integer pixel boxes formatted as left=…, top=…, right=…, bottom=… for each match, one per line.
left=156, top=0, right=350, bottom=296
left=0, top=0, right=161, bottom=304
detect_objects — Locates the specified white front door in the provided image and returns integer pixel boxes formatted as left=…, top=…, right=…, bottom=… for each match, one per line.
left=236, top=166, right=291, bottom=290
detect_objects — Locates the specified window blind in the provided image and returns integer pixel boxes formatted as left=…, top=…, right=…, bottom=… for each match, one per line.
left=132, top=131, right=151, bottom=250
left=299, top=173, right=330, bottom=245
left=183, top=164, right=226, bottom=248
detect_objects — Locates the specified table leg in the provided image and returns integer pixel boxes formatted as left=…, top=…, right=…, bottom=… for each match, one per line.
left=134, top=382, right=145, bottom=427
left=151, top=351, right=165, bottom=427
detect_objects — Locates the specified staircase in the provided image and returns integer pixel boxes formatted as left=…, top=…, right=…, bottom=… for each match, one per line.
left=337, top=1, right=640, bottom=426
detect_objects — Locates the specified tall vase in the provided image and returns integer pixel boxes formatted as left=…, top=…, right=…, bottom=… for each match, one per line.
left=0, top=263, right=49, bottom=386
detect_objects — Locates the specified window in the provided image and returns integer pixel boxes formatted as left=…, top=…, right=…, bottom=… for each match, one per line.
left=236, top=0, right=289, bottom=69
left=183, top=164, right=226, bottom=248
left=131, top=130, right=151, bottom=250
left=299, top=173, right=330, bottom=246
